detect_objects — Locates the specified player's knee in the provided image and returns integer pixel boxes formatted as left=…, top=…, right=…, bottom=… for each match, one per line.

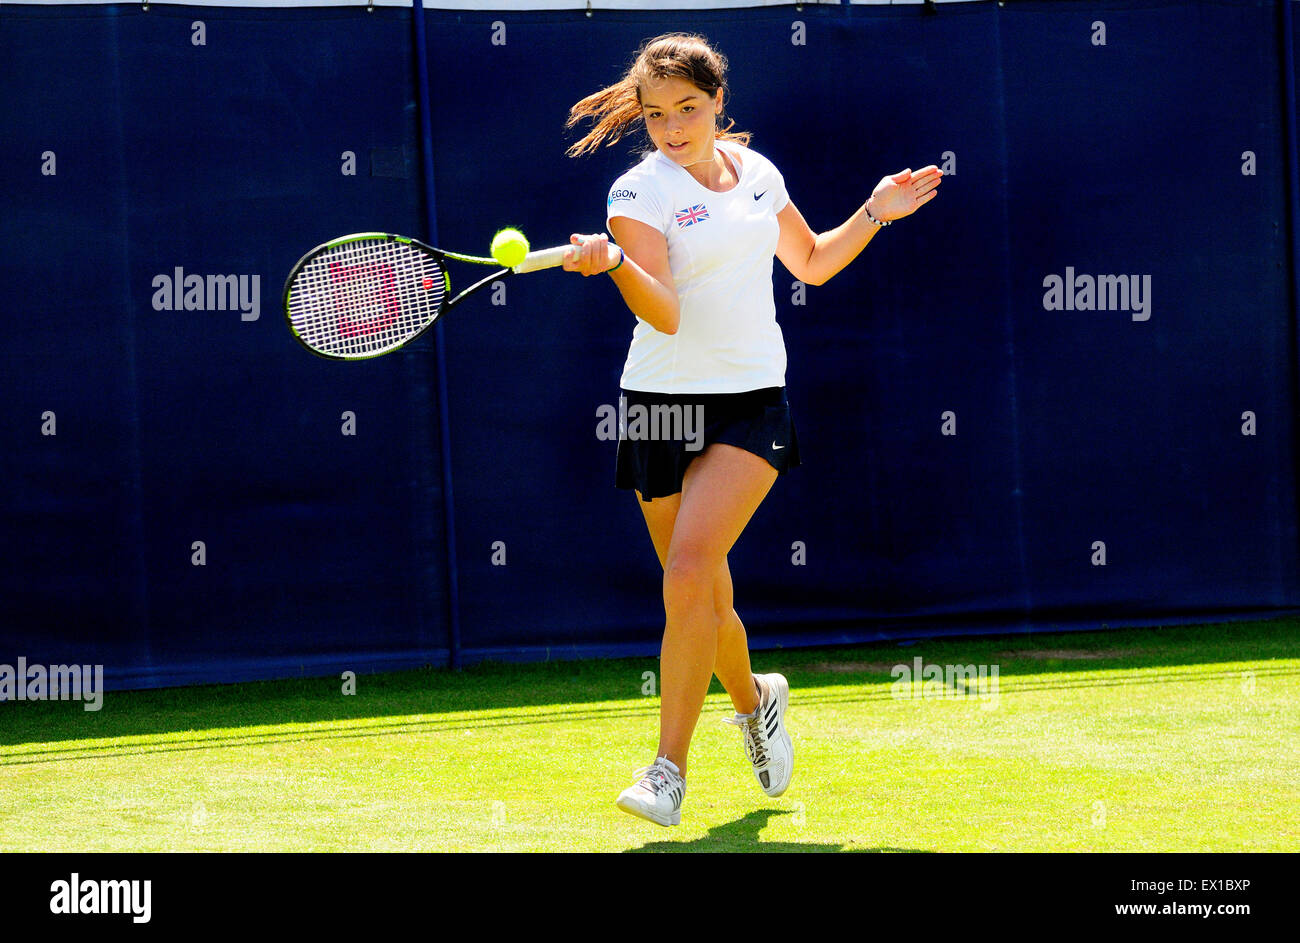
left=662, top=552, right=715, bottom=619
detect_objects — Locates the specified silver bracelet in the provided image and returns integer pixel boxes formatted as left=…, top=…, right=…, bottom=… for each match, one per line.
left=865, top=202, right=891, bottom=227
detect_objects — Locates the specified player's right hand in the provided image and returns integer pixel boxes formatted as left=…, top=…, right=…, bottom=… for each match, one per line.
left=564, top=232, right=614, bottom=277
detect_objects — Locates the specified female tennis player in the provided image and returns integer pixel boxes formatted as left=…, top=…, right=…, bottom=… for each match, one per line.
left=562, top=32, right=941, bottom=826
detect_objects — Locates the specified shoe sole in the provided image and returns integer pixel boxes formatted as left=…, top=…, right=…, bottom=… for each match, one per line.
left=615, top=794, right=681, bottom=827
left=760, top=672, right=794, bottom=797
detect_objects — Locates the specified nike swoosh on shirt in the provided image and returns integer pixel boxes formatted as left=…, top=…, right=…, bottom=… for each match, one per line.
left=772, top=441, right=785, bottom=450
left=754, top=190, right=768, bottom=201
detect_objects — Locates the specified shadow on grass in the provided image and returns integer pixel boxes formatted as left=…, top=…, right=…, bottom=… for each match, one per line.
left=625, top=809, right=929, bottom=853
left=3, top=618, right=1297, bottom=752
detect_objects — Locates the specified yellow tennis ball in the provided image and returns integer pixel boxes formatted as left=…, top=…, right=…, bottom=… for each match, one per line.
left=491, top=228, right=530, bottom=268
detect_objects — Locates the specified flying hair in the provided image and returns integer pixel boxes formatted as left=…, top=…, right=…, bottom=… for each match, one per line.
left=564, top=32, right=751, bottom=159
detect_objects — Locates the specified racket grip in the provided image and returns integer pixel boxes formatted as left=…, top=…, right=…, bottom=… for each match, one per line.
left=513, top=242, right=621, bottom=274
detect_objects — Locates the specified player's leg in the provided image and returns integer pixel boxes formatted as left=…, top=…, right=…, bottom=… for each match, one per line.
left=635, top=495, right=760, bottom=716
left=711, top=558, right=761, bottom=715
left=655, top=442, right=777, bottom=778
left=629, top=480, right=792, bottom=807
left=671, top=457, right=793, bottom=798
left=632, top=489, right=678, bottom=568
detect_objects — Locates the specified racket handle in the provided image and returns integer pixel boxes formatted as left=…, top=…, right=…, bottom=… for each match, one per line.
left=513, top=242, right=621, bottom=274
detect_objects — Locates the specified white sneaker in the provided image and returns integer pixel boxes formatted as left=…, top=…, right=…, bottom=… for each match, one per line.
left=724, top=672, right=793, bottom=797
left=615, top=756, right=685, bottom=827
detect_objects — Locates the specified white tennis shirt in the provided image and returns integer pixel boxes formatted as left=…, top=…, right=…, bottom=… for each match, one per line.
left=605, top=139, right=790, bottom=394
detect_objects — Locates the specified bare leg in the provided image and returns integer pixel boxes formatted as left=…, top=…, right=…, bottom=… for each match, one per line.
left=712, top=559, right=761, bottom=715
left=635, top=501, right=761, bottom=719
left=650, top=444, right=776, bottom=777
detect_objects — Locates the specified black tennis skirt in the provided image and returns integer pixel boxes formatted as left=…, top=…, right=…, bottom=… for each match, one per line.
left=615, top=386, right=801, bottom=502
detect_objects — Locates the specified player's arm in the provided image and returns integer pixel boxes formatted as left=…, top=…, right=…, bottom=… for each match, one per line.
left=775, top=198, right=882, bottom=288
left=606, top=217, right=680, bottom=335
left=778, top=167, right=943, bottom=287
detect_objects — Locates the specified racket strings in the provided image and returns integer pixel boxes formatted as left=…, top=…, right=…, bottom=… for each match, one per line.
left=287, top=238, right=446, bottom=358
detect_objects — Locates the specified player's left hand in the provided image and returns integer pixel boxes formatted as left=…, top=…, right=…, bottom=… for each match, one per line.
left=866, top=165, right=943, bottom=222
left=564, top=232, right=615, bottom=277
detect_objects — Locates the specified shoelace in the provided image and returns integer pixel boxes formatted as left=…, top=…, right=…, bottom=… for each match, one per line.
left=723, top=710, right=770, bottom=768
left=631, top=763, right=676, bottom=796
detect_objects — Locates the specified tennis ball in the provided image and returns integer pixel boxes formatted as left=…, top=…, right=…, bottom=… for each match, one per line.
left=491, top=228, right=530, bottom=268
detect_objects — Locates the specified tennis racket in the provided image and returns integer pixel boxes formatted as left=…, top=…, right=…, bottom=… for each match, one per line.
left=283, top=231, right=618, bottom=360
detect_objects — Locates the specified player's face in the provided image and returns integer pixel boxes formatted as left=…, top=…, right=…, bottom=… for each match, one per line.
left=639, top=75, right=723, bottom=167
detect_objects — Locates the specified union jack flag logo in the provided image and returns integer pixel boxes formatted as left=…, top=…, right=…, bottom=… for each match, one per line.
left=675, top=204, right=710, bottom=228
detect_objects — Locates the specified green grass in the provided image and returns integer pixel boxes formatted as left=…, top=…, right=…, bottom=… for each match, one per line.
left=2, top=618, right=1297, bottom=851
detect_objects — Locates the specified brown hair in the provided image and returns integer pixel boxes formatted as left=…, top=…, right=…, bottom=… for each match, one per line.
left=564, top=32, right=750, bottom=159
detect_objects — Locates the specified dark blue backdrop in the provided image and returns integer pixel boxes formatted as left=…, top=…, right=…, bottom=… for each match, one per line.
left=2, top=0, right=1297, bottom=689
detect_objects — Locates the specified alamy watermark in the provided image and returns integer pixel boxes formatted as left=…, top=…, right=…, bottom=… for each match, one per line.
left=50, top=874, right=150, bottom=924
left=151, top=268, right=260, bottom=321
left=890, top=657, right=999, bottom=708
left=595, top=396, right=705, bottom=452
left=1042, top=267, right=1150, bottom=322
left=0, top=657, right=104, bottom=711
